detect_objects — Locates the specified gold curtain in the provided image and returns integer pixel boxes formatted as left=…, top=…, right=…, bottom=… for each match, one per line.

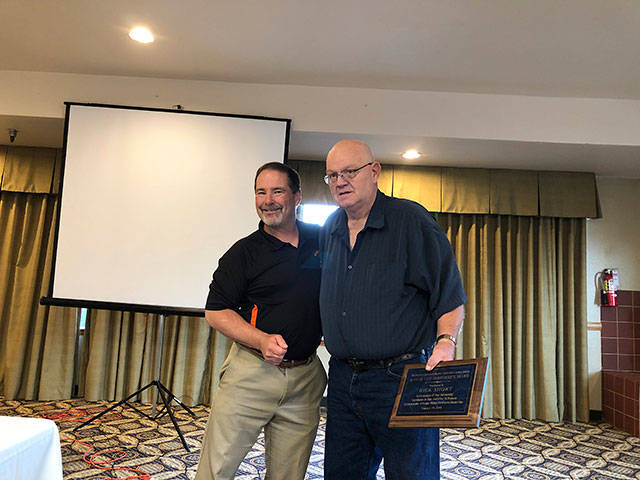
left=538, top=172, right=599, bottom=218
left=392, top=165, right=441, bottom=211
left=288, top=160, right=335, bottom=205
left=1, top=146, right=59, bottom=193
left=437, top=213, right=589, bottom=422
left=0, top=191, right=77, bottom=399
left=292, top=159, right=599, bottom=218
left=81, top=310, right=229, bottom=406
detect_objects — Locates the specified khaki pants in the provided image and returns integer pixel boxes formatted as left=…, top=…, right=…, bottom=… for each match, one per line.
left=194, top=343, right=327, bottom=480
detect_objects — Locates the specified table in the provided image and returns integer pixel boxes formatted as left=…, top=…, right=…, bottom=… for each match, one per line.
left=0, top=416, right=63, bottom=480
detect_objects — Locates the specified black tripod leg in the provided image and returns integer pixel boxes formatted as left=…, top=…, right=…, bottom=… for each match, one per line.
left=157, top=385, right=190, bottom=452
left=157, top=382, right=197, bottom=417
left=124, top=400, right=156, bottom=420
left=73, top=381, right=157, bottom=431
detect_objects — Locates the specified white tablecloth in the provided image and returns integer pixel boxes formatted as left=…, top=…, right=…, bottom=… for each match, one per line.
left=0, top=416, right=63, bottom=480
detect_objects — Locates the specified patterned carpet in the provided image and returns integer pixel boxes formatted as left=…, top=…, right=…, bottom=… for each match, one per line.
left=1, top=398, right=639, bottom=479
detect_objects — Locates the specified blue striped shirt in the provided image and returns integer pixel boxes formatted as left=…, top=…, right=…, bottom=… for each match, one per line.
left=319, top=190, right=467, bottom=359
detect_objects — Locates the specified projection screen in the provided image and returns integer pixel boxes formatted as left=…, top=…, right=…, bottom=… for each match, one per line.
left=43, top=103, right=290, bottom=315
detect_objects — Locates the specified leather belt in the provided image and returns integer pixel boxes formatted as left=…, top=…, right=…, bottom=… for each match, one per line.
left=278, top=356, right=314, bottom=368
left=345, top=352, right=421, bottom=372
left=238, top=344, right=314, bottom=368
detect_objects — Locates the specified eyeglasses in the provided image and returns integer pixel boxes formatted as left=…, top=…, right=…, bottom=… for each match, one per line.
left=324, top=162, right=373, bottom=185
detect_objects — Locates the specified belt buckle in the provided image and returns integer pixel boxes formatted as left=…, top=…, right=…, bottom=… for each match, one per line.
left=386, top=352, right=419, bottom=367
left=279, top=358, right=298, bottom=368
left=347, top=358, right=368, bottom=372
left=279, top=355, right=312, bottom=368
left=279, top=359, right=291, bottom=368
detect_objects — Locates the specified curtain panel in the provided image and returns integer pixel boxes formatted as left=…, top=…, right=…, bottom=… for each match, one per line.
left=0, top=191, right=77, bottom=399
left=81, top=310, right=229, bottom=406
left=437, top=213, right=589, bottom=422
left=0, top=146, right=75, bottom=399
left=0, top=146, right=61, bottom=194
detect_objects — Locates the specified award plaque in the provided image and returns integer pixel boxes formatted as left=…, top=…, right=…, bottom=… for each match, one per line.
left=389, top=358, right=489, bottom=428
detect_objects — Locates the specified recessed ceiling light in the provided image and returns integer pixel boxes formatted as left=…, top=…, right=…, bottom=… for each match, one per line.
left=129, top=27, right=154, bottom=44
left=402, top=149, right=421, bottom=160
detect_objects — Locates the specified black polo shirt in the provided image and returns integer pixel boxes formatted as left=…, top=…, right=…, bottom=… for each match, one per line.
left=206, top=220, right=322, bottom=360
left=319, top=190, right=467, bottom=360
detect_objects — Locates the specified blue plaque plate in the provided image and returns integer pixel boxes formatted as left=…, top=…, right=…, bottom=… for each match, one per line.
left=389, top=358, right=489, bottom=428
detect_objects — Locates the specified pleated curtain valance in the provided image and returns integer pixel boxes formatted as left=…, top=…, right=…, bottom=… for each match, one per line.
left=1, top=147, right=599, bottom=218
left=290, top=159, right=600, bottom=218
left=0, top=145, right=62, bottom=194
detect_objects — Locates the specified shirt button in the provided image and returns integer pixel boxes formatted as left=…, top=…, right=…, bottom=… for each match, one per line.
left=347, top=265, right=353, bottom=270
left=341, top=311, right=346, bottom=317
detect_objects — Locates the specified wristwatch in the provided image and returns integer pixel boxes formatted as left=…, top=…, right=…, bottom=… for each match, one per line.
left=436, top=333, right=456, bottom=346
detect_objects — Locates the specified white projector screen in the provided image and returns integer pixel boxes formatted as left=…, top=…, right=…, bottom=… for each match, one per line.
left=44, top=103, right=290, bottom=315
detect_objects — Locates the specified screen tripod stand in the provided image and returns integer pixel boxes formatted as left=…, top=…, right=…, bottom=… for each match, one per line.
left=73, top=314, right=196, bottom=451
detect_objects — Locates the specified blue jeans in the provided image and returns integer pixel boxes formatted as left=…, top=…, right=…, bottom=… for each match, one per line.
left=324, top=355, right=440, bottom=480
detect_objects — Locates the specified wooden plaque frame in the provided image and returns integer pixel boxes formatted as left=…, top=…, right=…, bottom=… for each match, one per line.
left=389, top=357, right=489, bottom=428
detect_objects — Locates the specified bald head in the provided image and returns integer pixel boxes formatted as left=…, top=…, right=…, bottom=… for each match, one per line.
left=325, top=139, right=380, bottom=217
left=326, top=139, right=374, bottom=165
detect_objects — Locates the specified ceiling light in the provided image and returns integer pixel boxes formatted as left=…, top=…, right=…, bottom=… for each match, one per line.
left=129, top=27, right=154, bottom=44
left=402, top=149, right=421, bottom=160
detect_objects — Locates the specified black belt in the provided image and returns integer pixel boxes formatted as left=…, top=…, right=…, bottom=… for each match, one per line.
left=278, top=356, right=314, bottom=368
left=344, top=352, right=422, bottom=372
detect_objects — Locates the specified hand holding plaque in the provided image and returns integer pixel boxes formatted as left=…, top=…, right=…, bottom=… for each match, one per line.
left=389, top=358, right=489, bottom=428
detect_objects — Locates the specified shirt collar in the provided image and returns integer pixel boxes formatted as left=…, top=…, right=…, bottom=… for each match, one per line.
left=364, top=190, right=386, bottom=230
left=258, top=220, right=308, bottom=250
left=329, top=190, right=387, bottom=236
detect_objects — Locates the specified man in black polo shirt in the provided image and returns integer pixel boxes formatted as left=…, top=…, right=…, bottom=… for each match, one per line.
left=320, top=139, right=467, bottom=479
left=195, top=162, right=326, bottom=480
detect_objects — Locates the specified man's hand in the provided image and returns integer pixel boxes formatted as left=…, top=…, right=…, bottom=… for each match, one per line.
left=427, top=305, right=464, bottom=371
left=259, top=334, right=288, bottom=365
left=425, top=338, right=455, bottom=371
left=205, top=310, right=289, bottom=365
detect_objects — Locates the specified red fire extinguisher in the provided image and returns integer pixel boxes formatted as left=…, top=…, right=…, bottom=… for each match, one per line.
left=599, top=268, right=619, bottom=307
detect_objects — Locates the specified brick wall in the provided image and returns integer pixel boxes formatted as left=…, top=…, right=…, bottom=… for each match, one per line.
left=601, top=290, right=640, bottom=436
left=601, top=290, right=640, bottom=371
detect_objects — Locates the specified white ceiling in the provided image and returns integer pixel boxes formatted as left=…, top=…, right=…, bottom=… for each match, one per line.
left=2, top=0, right=640, bottom=176
left=3, top=0, right=639, bottom=98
